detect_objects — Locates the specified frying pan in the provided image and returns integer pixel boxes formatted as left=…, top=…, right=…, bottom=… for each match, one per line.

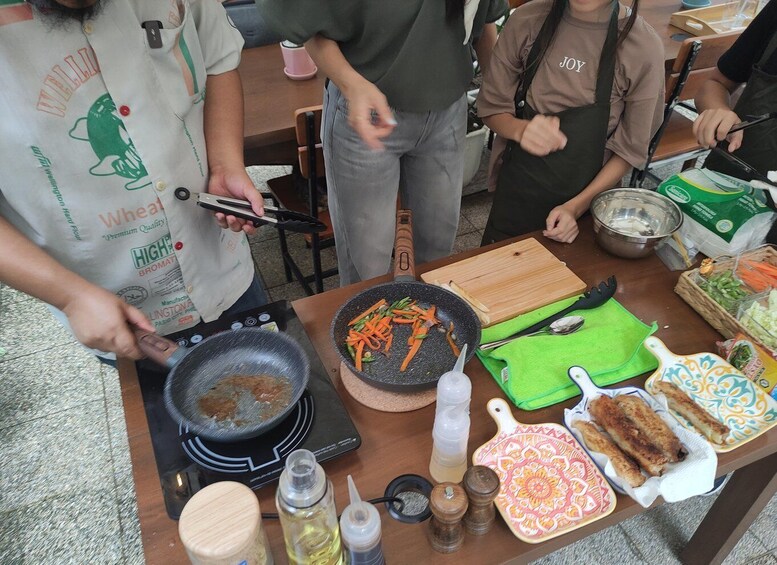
left=330, top=210, right=481, bottom=392
left=135, top=327, right=309, bottom=442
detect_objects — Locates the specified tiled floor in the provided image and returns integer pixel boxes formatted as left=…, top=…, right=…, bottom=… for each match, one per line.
left=1, top=162, right=776, bottom=564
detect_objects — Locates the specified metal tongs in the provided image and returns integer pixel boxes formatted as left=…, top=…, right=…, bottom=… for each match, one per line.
left=728, top=112, right=777, bottom=135
left=174, top=187, right=327, bottom=233
left=710, top=112, right=777, bottom=188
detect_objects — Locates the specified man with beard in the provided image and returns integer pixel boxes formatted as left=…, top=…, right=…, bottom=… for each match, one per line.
left=0, top=0, right=268, bottom=360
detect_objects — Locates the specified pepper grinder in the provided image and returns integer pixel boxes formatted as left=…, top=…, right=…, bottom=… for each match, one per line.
left=428, top=482, right=468, bottom=553
left=462, top=465, right=500, bottom=535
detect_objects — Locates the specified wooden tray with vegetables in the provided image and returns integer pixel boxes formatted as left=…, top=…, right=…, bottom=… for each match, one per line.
left=675, top=245, right=777, bottom=353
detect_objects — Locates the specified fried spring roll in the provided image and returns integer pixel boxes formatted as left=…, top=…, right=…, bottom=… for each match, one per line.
left=574, top=420, right=646, bottom=487
left=615, top=395, right=688, bottom=463
left=589, top=395, right=669, bottom=476
left=652, top=381, right=731, bottom=445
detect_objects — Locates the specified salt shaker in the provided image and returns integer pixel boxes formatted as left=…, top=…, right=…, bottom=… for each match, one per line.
left=428, top=482, right=468, bottom=553
left=462, top=465, right=500, bottom=535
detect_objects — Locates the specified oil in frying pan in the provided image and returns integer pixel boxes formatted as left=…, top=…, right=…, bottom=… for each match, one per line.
left=198, top=374, right=293, bottom=428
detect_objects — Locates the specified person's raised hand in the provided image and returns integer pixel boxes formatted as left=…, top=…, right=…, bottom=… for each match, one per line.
left=208, top=165, right=265, bottom=235
left=519, top=115, right=568, bottom=157
left=693, top=108, right=743, bottom=152
left=343, top=80, right=397, bottom=150
left=62, top=284, right=155, bottom=359
left=543, top=205, right=579, bottom=243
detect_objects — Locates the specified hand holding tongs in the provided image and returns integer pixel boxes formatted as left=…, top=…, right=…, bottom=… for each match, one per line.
left=711, top=112, right=777, bottom=188
left=174, top=187, right=327, bottom=234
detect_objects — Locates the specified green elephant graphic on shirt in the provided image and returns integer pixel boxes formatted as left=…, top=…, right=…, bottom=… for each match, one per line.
left=69, top=93, right=151, bottom=191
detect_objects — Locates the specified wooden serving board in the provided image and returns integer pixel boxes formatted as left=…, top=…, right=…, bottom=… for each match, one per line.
left=420, top=238, right=586, bottom=327
left=472, top=398, right=616, bottom=544
left=644, top=337, right=777, bottom=453
left=670, top=3, right=754, bottom=36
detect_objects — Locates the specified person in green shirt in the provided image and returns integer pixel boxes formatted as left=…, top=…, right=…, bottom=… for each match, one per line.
left=258, top=0, right=506, bottom=285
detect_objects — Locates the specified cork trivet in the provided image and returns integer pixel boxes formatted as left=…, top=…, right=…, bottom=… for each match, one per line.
left=340, top=362, right=436, bottom=412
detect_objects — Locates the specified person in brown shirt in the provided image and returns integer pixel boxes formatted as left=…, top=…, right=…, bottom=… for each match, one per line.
left=478, top=0, right=664, bottom=243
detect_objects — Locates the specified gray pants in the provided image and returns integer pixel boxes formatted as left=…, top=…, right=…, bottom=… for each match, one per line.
left=322, top=82, right=466, bottom=285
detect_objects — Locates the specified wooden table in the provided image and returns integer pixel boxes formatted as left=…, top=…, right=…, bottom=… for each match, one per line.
left=119, top=219, right=777, bottom=565
left=239, top=43, right=326, bottom=166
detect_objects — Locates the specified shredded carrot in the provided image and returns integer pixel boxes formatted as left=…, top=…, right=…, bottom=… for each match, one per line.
left=446, top=321, right=460, bottom=357
left=744, top=260, right=777, bottom=277
left=348, top=299, right=387, bottom=326
left=346, top=297, right=448, bottom=372
left=446, top=332, right=461, bottom=357
left=355, top=340, right=365, bottom=371
left=400, top=336, right=424, bottom=372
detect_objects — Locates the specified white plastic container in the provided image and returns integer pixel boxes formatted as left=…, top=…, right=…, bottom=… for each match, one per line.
left=339, top=475, right=385, bottom=565
left=435, top=344, right=472, bottom=416
left=429, top=405, right=471, bottom=484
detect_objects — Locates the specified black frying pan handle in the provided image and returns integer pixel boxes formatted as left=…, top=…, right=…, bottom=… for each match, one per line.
left=133, top=328, right=186, bottom=368
left=394, top=209, right=415, bottom=282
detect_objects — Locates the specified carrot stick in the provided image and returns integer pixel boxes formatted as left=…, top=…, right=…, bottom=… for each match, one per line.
left=348, top=299, right=387, bottom=326
left=446, top=332, right=461, bottom=357
left=446, top=321, right=460, bottom=357
left=738, top=269, right=770, bottom=292
left=385, top=334, right=393, bottom=354
left=392, top=318, right=417, bottom=324
left=746, top=260, right=777, bottom=277
left=400, top=337, right=424, bottom=372
left=391, top=309, right=417, bottom=316
left=355, top=340, right=365, bottom=371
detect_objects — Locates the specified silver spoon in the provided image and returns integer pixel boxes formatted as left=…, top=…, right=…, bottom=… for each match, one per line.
left=480, top=316, right=585, bottom=350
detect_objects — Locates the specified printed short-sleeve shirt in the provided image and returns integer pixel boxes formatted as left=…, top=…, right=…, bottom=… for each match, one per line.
left=0, top=0, right=254, bottom=336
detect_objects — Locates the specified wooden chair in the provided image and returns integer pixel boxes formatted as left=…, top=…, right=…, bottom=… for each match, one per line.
left=266, top=106, right=337, bottom=295
left=630, top=31, right=741, bottom=187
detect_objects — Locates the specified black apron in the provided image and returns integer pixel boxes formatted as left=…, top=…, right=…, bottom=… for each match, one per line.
left=703, top=29, right=777, bottom=182
left=482, top=4, right=619, bottom=244
left=703, top=29, right=777, bottom=243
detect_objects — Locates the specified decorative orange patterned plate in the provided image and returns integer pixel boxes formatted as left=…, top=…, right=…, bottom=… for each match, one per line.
left=472, top=398, right=617, bottom=544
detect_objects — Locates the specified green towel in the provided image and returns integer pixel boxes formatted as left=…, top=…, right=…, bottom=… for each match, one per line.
left=476, top=298, right=658, bottom=410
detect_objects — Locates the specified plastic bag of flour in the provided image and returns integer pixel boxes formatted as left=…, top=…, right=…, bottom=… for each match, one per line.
left=657, top=168, right=776, bottom=258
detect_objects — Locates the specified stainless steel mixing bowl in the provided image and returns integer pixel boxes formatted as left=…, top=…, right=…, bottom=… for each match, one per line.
left=590, top=188, right=683, bottom=259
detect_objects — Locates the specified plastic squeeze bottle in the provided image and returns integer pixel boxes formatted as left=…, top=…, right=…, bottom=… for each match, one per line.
left=339, top=475, right=385, bottom=565
left=435, top=344, right=471, bottom=416
left=429, top=404, right=471, bottom=483
left=276, top=449, right=344, bottom=565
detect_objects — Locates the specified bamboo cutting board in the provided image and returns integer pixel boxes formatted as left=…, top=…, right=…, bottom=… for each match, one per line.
left=420, top=238, right=586, bottom=327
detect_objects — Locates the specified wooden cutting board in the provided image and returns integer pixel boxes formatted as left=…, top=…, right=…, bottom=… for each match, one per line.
left=420, top=238, right=586, bottom=327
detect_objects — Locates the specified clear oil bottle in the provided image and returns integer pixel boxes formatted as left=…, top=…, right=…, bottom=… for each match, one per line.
left=276, top=449, right=344, bottom=565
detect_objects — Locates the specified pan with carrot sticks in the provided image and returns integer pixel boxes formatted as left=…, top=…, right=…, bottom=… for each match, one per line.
left=330, top=210, right=481, bottom=392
